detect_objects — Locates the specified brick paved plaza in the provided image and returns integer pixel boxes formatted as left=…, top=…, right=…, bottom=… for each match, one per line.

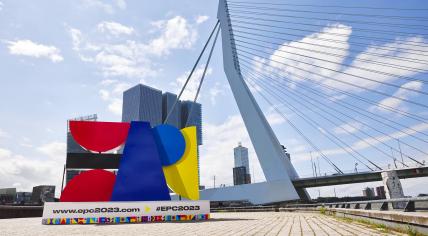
left=0, top=212, right=405, bottom=236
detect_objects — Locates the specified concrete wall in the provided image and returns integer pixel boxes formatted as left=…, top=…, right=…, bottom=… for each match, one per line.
left=0, top=206, right=43, bottom=219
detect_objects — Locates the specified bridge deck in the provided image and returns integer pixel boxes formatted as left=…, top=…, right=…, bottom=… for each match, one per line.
left=292, top=166, right=428, bottom=188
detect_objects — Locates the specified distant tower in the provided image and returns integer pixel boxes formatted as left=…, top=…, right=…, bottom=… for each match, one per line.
left=233, top=142, right=251, bottom=185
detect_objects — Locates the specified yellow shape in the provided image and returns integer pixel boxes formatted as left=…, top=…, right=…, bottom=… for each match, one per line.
left=162, top=126, right=199, bottom=200
left=144, top=206, right=151, bottom=212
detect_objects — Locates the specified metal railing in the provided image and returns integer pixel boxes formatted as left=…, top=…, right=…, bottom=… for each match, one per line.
left=284, top=196, right=428, bottom=212
left=211, top=197, right=428, bottom=213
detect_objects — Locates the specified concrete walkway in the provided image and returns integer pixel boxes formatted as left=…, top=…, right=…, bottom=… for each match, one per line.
left=0, top=212, right=405, bottom=235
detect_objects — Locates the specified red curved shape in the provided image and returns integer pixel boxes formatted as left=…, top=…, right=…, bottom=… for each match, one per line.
left=70, top=121, right=130, bottom=153
left=60, top=169, right=116, bottom=202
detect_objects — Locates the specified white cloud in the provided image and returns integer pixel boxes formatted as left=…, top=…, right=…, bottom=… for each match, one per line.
left=0, top=143, right=65, bottom=196
left=37, top=142, right=66, bottom=159
left=373, top=81, right=423, bottom=112
left=208, top=82, right=225, bottom=105
left=265, top=107, right=286, bottom=126
left=196, top=15, right=209, bottom=24
left=333, top=122, right=363, bottom=135
left=69, top=27, right=156, bottom=78
left=6, top=40, right=63, bottom=62
left=327, top=37, right=428, bottom=92
left=0, top=1, right=3, bottom=11
left=99, top=89, right=110, bottom=101
left=0, top=148, right=11, bottom=158
left=352, top=122, right=428, bottom=150
left=69, top=15, right=200, bottom=79
left=253, top=24, right=428, bottom=99
left=200, top=115, right=266, bottom=188
left=293, top=122, right=428, bottom=163
left=80, top=0, right=116, bottom=14
left=199, top=106, right=294, bottom=187
left=265, top=24, right=351, bottom=86
left=97, top=21, right=134, bottom=36
left=173, top=65, right=213, bottom=101
left=149, top=16, right=198, bottom=56
left=115, top=0, right=126, bottom=9
left=0, top=129, right=9, bottom=139
left=99, top=80, right=130, bottom=115
left=108, top=98, right=122, bottom=115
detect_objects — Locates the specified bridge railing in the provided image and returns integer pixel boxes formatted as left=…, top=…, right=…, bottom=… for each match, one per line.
left=284, top=196, right=428, bottom=212
left=211, top=197, right=428, bottom=212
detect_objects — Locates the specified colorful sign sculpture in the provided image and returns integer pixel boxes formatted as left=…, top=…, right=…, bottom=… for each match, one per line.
left=61, top=121, right=200, bottom=202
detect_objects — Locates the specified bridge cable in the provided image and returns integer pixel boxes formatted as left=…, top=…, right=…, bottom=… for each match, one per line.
left=185, top=26, right=221, bottom=127
left=227, top=1, right=428, bottom=11
left=243, top=72, right=380, bottom=171
left=236, top=50, right=428, bottom=109
left=235, top=40, right=428, bottom=85
left=232, top=25, right=428, bottom=57
left=230, top=14, right=428, bottom=38
left=236, top=47, right=428, bottom=98
left=232, top=20, right=428, bottom=50
left=234, top=34, right=428, bottom=73
left=242, top=69, right=409, bottom=167
left=164, top=20, right=219, bottom=124
left=244, top=74, right=345, bottom=174
left=232, top=29, right=428, bottom=65
left=238, top=61, right=428, bottom=142
left=227, top=4, right=428, bottom=22
left=225, top=0, right=427, bottom=168
left=241, top=65, right=426, bottom=166
left=228, top=9, right=428, bottom=30
left=236, top=55, right=428, bottom=125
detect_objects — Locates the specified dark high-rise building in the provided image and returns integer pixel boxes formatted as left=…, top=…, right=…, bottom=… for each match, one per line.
left=0, top=188, right=16, bottom=204
left=162, top=92, right=181, bottom=128
left=31, top=185, right=55, bottom=204
left=233, top=166, right=248, bottom=186
left=181, top=101, right=203, bottom=145
left=122, top=84, right=163, bottom=126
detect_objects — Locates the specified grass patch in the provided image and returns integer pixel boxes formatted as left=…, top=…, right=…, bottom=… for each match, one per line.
left=319, top=206, right=326, bottom=215
left=331, top=214, right=427, bottom=236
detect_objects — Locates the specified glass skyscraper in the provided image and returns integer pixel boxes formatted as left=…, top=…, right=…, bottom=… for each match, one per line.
left=122, top=84, right=203, bottom=185
left=122, top=84, right=163, bottom=126
left=162, top=92, right=181, bottom=128
left=233, top=142, right=251, bottom=184
left=122, top=84, right=202, bottom=143
left=181, top=101, right=202, bottom=145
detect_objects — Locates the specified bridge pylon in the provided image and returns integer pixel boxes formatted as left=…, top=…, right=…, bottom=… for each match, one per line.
left=199, top=0, right=310, bottom=204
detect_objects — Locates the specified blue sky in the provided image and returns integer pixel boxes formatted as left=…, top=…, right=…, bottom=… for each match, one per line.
left=0, top=0, right=427, bottom=198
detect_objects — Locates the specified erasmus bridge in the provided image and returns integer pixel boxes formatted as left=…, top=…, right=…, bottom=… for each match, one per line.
left=166, top=0, right=428, bottom=204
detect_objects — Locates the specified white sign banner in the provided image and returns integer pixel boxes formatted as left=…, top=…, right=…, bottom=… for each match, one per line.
left=43, top=200, right=210, bottom=219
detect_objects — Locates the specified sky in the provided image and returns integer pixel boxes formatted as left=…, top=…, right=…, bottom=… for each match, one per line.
left=0, top=0, right=427, bottom=199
